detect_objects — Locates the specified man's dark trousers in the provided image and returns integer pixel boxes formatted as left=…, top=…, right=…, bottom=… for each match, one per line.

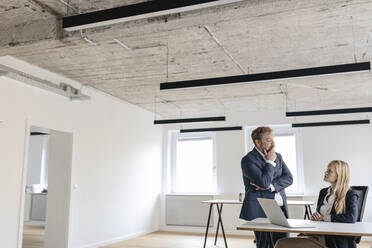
left=254, top=206, right=289, bottom=248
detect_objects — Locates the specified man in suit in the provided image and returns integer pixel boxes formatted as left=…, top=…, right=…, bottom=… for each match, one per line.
left=240, top=126, right=293, bottom=248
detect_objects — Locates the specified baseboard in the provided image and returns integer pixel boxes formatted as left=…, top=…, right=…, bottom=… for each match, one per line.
left=23, top=221, right=45, bottom=226
left=160, top=225, right=254, bottom=237
left=81, top=228, right=158, bottom=248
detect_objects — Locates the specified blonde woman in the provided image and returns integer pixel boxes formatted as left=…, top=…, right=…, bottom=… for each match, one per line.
left=275, top=160, right=359, bottom=248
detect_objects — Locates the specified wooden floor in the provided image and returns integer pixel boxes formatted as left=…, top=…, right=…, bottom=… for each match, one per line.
left=22, top=225, right=44, bottom=248
left=104, top=231, right=372, bottom=248
left=21, top=229, right=372, bottom=248
left=103, top=231, right=255, bottom=248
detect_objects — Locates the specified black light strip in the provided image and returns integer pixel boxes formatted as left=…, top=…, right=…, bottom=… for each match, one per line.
left=286, top=107, right=372, bottom=117
left=180, top=126, right=242, bottom=133
left=154, top=116, right=225, bottom=124
left=160, top=62, right=370, bottom=90
left=63, top=0, right=243, bottom=31
left=30, top=132, right=49, bottom=136
left=292, top=119, right=370, bottom=128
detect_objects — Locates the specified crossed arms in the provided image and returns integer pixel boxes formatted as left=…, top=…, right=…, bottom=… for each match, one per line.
left=242, top=154, right=293, bottom=192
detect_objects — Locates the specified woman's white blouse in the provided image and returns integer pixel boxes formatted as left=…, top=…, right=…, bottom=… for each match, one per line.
left=319, top=187, right=335, bottom=222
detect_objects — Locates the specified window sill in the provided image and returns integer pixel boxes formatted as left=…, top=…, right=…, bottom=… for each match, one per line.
left=165, top=192, right=217, bottom=196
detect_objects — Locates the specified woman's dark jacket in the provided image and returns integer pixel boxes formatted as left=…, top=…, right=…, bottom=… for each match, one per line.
left=316, top=187, right=359, bottom=248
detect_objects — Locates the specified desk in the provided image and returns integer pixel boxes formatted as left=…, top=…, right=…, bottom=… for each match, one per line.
left=201, top=200, right=241, bottom=248
left=237, top=218, right=372, bottom=236
left=201, top=200, right=314, bottom=248
left=287, top=200, right=314, bottom=219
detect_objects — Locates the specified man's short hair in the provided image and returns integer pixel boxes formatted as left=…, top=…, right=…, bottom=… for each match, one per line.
left=251, top=126, right=273, bottom=144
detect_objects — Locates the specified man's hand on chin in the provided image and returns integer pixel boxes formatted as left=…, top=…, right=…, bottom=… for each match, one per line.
left=263, top=146, right=277, bottom=162
left=250, top=182, right=267, bottom=191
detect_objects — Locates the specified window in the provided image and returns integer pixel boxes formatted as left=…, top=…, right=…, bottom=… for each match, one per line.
left=245, top=125, right=304, bottom=195
left=274, top=134, right=299, bottom=194
left=169, top=131, right=216, bottom=193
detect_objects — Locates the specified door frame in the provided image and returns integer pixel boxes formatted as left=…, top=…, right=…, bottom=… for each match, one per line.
left=18, top=119, right=73, bottom=248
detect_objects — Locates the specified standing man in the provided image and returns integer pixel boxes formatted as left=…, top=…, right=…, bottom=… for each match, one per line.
left=240, top=126, right=293, bottom=248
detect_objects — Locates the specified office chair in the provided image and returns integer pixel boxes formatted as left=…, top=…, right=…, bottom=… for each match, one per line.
left=296, top=186, right=368, bottom=248
left=350, top=186, right=369, bottom=245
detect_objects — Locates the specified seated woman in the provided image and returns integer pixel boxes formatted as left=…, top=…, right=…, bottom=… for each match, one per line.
left=275, top=160, right=359, bottom=248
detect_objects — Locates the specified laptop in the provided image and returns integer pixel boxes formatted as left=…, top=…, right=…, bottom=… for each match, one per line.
left=257, top=198, right=315, bottom=228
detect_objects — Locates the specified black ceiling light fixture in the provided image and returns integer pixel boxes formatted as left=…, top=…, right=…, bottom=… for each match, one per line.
left=292, top=119, right=370, bottom=128
left=180, top=126, right=242, bottom=133
left=286, top=107, right=372, bottom=117
left=160, top=62, right=370, bottom=90
left=62, top=0, right=244, bottom=31
left=30, top=132, right=49, bottom=136
left=154, top=116, right=226, bottom=125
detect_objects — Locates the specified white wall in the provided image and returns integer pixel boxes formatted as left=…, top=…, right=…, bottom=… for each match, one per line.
left=216, top=131, right=246, bottom=195
left=0, top=56, right=162, bottom=248
left=302, top=125, right=372, bottom=196
left=161, top=109, right=372, bottom=235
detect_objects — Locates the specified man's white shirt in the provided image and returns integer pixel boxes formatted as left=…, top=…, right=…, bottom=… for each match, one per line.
left=255, top=147, right=284, bottom=206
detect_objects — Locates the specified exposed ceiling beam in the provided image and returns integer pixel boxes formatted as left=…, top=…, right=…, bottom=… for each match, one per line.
left=27, top=0, right=63, bottom=17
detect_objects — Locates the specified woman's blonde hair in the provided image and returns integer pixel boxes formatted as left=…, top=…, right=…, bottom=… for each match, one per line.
left=329, top=160, right=351, bottom=214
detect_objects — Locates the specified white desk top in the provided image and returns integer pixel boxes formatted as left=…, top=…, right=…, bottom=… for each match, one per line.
left=237, top=218, right=372, bottom=237
left=201, top=199, right=314, bottom=205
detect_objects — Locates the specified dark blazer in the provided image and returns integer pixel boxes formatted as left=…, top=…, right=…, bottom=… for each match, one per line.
left=316, top=187, right=359, bottom=248
left=239, top=148, right=293, bottom=221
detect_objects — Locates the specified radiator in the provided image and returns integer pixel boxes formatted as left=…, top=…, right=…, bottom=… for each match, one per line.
left=166, top=195, right=214, bottom=227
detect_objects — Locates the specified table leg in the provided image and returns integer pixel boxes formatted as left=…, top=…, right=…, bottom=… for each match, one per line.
left=216, top=203, right=228, bottom=248
left=307, top=205, right=313, bottom=216
left=203, top=203, right=213, bottom=248
left=304, top=205, right=310, bottom=220
left=214, top=203, right=221, bottom=245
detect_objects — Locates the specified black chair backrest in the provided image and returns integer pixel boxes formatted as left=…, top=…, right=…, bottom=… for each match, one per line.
left=350, top=186, right=369, bottom=244
left=350, top=186, right=369, bottom=222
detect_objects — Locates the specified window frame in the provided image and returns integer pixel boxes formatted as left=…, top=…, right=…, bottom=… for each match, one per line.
left=169, top=131, right=217, bottom=194
left=244, top=124, right=304, bottom=195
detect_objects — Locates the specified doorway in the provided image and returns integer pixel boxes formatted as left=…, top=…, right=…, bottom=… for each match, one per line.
left=19, top=125, right=73, bottom=248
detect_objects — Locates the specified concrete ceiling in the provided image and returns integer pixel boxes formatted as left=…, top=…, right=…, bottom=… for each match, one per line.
left=1, top=0, right=372, bottom=119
